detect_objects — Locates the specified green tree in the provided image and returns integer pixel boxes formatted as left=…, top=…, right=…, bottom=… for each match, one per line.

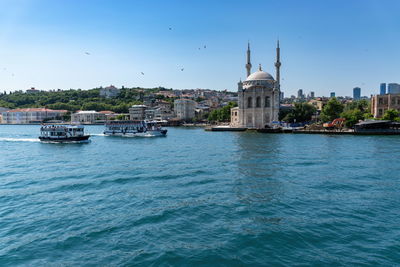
left=282, top=103, right=316, bottom=123
left=340, top=109, right=364, bottom=128
left=207, top=102, right=237, bottom=122
left=382, top=109, right=400, bottom=121
left=320, top=97, right=344, bottom=122
left=344, top=99, right=370, bottom=113
left=363, top=113, right=373, bottom=120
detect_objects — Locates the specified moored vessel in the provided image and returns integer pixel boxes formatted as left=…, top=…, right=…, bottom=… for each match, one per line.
left=104, top=120, right=167, bottom=137
left=39, top=125, right=90, bottom=143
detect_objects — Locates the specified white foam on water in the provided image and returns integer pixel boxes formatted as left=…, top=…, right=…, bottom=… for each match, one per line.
left=0, top=137, right=40, bottom=142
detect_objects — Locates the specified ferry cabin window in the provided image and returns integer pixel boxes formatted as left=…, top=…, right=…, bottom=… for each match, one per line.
left=256, top=96, right=261, bottom=108
left=247, top=97, right=252, bottom=108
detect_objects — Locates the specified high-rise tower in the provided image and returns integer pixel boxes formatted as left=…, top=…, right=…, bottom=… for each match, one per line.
left=275, top=40, right=281, bottom=91
left=245, top=42, right=252, bottom=77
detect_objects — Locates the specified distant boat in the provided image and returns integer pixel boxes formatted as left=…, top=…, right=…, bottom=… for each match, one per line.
left=104, top=120, right=167, bottom=137
left=39, top=125, right=90, bottom=143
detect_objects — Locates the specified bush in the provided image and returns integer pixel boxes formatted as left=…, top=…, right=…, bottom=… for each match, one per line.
left=382, top=109, right=400, bottom=121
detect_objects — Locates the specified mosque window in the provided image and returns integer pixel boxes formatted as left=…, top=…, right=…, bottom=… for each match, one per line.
left=256, top=96, right=261, bottom=107
left=265, top=96, right=270, bottom=107
left=247, top=97, right=252, bottom=108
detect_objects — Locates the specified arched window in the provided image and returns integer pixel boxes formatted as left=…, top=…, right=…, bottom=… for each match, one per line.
left=256, top=96, right=261, bottom=107
left=247, top=97, right=252, bottom=108
left=265, top=96, right=270, bottom=107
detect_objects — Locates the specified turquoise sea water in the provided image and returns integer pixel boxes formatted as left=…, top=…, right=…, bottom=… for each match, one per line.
left=0, top=125, right=400, bottom=266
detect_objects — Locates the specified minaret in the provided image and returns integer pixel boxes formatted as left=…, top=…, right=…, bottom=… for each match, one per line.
left=245, top=42, right=252, bottom=77
left=275, top=39, right=281, bottom=91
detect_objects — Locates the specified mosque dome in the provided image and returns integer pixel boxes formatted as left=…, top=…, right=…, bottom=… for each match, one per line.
left=246, top=65, right=274, bottom=81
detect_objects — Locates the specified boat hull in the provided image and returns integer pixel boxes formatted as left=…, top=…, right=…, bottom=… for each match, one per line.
left=103, top=129, right=167, bottom=137
left=39, top=135, right=91, bottom=143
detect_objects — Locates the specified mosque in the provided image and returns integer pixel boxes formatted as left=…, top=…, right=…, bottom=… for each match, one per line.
left=230, top=41, right=281, bottom=129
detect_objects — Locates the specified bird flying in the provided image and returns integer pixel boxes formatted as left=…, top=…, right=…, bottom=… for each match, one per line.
left=141, top=72, right=145, bottom=75
left=85, top=52, right=91, bottom=55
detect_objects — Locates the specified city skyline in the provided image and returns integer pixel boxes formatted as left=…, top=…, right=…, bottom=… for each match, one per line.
left=1, top=0, right=400, bottom=96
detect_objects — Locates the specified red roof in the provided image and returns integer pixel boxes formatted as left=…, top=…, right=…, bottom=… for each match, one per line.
left=6, top=108, right=68, bottom=113
left=99, top=110, right=114, bottom=114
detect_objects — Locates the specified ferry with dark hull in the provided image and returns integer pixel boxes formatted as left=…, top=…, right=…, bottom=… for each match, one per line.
left=39, top=125, right=90, bottom=143
left=104, top=120, right=167, bottom=137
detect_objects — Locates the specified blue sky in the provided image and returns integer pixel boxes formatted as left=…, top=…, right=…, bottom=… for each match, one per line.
left=0, top=0, right=399, bottom=97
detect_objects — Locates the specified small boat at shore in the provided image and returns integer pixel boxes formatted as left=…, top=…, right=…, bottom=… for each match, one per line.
left=104, top=120, right=167, bottom=137
left=39, top=125, right=90, bottom=143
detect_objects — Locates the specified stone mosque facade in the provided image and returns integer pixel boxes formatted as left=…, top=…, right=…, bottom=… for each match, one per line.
left=230, top=41, right=281, bottom=129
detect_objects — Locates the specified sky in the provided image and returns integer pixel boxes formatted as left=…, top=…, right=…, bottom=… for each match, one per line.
left=0, top=0, right=399, bottom=97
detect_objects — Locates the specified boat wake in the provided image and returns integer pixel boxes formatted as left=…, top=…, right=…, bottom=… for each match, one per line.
left=90, top=134, right=106, bottom=136
left=0, top=137, right=40, bottom=143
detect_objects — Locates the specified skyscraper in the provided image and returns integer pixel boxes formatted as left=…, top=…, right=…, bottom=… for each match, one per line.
left=353, top=87, right=361, bottom=100
left=380, top=83, right=386, bottom=95
left=388, top=83, right=400, bottom=94
left=330, top=92, right=335, bottom=98
left=310, top=91, right=315, bottom=98
left=297, top=89, right=303, bottom=99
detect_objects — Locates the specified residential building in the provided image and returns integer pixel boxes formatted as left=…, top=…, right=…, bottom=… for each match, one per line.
left=353, top=87, right=361, bottom=100
left=71, top=110, right=109, bottom=123
left=308, top=98, right=328, bottom=111
left=174, top=99, right=196, bottom=121
left=388, top=83, right=400, bottom=94
left=380, top=83, right=386, bottom=95
left=100, top=85, right=120, bottom=98
left=0, top=107, right=10, bottom=123
left=1, top=108, right=67, bottom=124
left=371, top=94, right=400, bottom=118
left=129, top=105, right=147, bottom=120
left=26, top=87, right=40, bottom=94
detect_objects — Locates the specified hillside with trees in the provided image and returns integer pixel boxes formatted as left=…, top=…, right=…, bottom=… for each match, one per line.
left=0, top=87, right=175, bottom=113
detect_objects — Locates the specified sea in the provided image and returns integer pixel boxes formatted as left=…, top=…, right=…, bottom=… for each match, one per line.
left=0, top=125, right=399, bottom=266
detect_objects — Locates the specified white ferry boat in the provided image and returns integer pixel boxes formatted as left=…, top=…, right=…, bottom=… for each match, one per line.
left=104, top=120, right=167, bottom=137
left=39, top=125, right=90, bottom=143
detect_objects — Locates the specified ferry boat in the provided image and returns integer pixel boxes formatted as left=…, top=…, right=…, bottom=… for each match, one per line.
left=104, top=120, right=167, bottom=137
left=39, top=125, right=90, bottom=143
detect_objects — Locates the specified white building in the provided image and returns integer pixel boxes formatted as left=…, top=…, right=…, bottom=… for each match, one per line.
left=1, top=108, right=67, bottom=124
left=100, top=85, right=120, bottom=98
left=26, top=87, right=40, bottom=94
left=71, top=110, right=109, bottom=123
left=129, top=105, right=147, bottom=120
left=174, top=99, right=196, bottom=120
left=0, top=107, right=10, bottom=123
left=231, top=41, right=281, bottom=128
